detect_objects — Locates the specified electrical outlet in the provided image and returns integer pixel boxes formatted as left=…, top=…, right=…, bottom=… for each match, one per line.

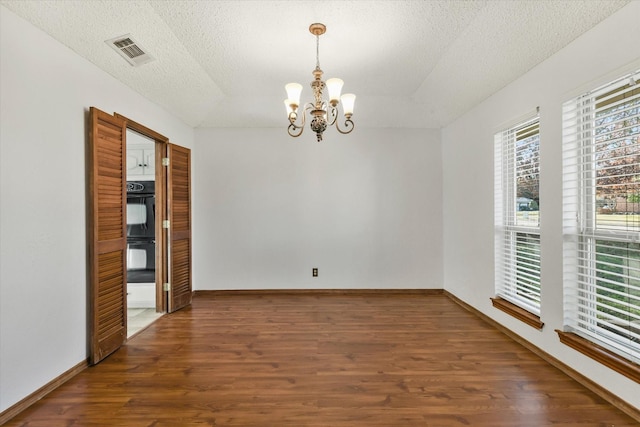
left=312, top=268, right=318, bottom=277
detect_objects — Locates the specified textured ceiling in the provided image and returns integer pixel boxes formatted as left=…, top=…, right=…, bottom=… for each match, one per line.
left=0, top=0, right=630, bottom=129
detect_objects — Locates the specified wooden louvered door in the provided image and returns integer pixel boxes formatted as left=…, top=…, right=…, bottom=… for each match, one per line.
left=167, top=143, right=192, bottom=312
left=88, top=107, right=127, bottom=364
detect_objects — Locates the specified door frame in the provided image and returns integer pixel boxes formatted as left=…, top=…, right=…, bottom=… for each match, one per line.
left=115, top=113, right=169, bottom=313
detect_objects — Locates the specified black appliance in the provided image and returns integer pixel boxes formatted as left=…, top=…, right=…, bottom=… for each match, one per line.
left=126, top=181, right=155, bottom=283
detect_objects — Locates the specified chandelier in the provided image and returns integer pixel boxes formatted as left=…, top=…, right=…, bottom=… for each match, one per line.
left=284, top=23, right=356, bottom=142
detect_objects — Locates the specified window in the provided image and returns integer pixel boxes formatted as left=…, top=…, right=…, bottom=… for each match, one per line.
left=562, top=70, right=640, bottom=368
left=494, top=114, right=542, bottom=322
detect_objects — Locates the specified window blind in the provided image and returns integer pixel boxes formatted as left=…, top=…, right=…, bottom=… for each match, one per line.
left=495, top=115, right=541, bottom=315
left=562, top=70, right=640, bottom=364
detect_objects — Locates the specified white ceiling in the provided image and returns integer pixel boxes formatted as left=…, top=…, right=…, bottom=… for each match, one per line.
left=0, top=0, right=630, bottom=129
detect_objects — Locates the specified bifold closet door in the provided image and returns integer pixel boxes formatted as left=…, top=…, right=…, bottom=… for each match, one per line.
left=88, top=107, right=127, bottom=364
left=167, top=143, right=192, bottom=313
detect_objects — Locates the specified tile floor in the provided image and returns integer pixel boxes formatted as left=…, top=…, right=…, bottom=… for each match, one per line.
left=127, top=308, right=163, bottom=337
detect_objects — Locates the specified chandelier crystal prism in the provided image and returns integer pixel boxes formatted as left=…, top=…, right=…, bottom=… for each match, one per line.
left=284, top=23, right=355, bottom=142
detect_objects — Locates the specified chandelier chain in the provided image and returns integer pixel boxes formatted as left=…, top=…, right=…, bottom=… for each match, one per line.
left=316, top=34, right=320, bottom=70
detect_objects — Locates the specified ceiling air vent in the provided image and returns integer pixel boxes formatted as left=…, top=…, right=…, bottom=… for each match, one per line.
left=105, top=34, right=154, bottom=67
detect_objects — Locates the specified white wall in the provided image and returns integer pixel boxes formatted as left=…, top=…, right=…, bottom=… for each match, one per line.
left=0, top=6, right=193, bottom=412
left=193, top=128, right=442, bottom=290
left=442, top=1, right=640, bottom=409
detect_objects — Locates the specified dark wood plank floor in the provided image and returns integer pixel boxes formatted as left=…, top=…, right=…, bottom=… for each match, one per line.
left=5, top=292, right=638, bottom=426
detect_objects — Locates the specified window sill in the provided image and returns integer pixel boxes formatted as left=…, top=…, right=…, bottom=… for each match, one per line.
left=490, top=297, right=544, bottom=330
left=556, top=330, right=640, bottom=383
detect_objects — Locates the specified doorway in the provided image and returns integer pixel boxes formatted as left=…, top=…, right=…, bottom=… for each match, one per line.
left=88, top=107, right=192, bottom=365
left=125, top=129, right=163, bottom=337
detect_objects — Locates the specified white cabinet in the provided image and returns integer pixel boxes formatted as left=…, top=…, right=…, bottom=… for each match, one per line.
left=127, top=145, right=155, bottom=180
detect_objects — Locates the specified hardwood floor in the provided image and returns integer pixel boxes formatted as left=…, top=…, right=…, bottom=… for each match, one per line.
left=5, top=292, right=638, bottom=426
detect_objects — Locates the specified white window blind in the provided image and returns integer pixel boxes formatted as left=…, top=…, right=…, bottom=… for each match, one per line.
left=562, top=70, right=640, bottom=364
left=495, top=115, right=541, bottom=315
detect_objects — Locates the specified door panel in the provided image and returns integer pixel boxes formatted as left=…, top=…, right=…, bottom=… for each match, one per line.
left=88, top=107, right=127, bottom=364
left=167, top=143, right=192, bottom=312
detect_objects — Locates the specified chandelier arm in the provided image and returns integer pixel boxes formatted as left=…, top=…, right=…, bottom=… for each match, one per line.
left=288, top=112, right=300, bottom=128
left=335, top=118, right=355, bottom=135
left=287, top=104, right=313, bottom=137
left=288, top=122, right=304, bottom=137
left=327, top=105, right=338, bottom=126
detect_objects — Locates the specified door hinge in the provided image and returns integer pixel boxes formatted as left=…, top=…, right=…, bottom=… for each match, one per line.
left=162, top=157, right=170, bottom=166
left=163, top=283, right=171, bottom=292
left=163, top=220, right=170, bottom=229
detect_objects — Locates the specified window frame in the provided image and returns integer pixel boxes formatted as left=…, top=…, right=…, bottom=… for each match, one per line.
left=561, top=70, right=640, bottom=379
left=494, top=114, right=542, bottom=325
